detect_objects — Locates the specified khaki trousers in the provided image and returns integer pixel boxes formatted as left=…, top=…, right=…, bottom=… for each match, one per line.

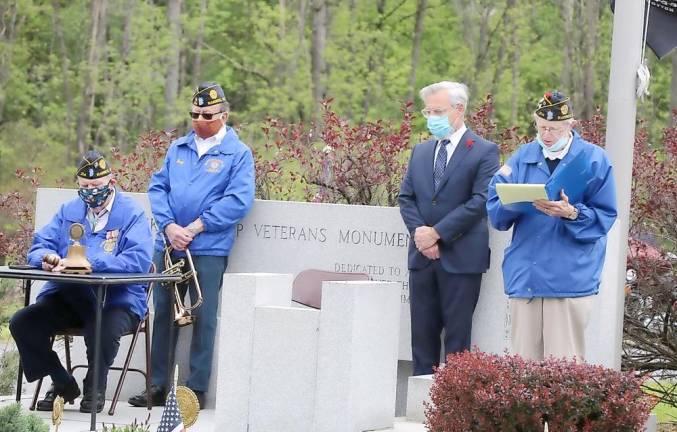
left=509, top=296, right=595, bottom=361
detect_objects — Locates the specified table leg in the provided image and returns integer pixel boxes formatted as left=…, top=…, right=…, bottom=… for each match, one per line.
left=166, top=284, right=176, bottom=397
left=15, top=279, right=32, bottom=402
left=90, top=284, right=104, bottom=431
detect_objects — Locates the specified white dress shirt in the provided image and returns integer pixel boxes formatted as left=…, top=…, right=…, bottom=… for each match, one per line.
left=195, top=124, right=227, bottom=158
left=433, top=123, right=468, bottom=166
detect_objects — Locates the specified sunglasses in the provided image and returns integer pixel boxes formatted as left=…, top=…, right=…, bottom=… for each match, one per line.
left=189, top=111, right=225, bottom=120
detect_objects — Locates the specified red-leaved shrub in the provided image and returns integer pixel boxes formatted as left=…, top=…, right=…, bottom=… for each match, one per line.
left=426, top=351, right=657, bottom=432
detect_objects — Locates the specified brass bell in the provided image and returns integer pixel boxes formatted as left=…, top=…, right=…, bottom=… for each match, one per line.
left=61, top=223, right=92, bottom=274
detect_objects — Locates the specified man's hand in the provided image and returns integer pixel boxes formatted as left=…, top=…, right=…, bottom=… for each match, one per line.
left=165, top=223, right=195, bottom=251
left=51, top=258, right=67, bottom=273
left=186, top=218, right=204, bottom=235
left=534, top=190, right=575, bottom=218
left=414, top=226, right=440, bottom=251
left=42, top=254, right=61, bottom=271
left=420, top=243, right=440, bottom=260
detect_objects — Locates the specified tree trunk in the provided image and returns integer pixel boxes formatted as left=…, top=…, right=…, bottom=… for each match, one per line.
left=561, top=0, right=575, bottom=96
left=671, top=50, right=677, bottom=126
left=279, top=0, right=286, bottom=39
left=406, top=0, right=428, bottom=102
left=0, top=1, right=20, bottom=123
left=580, top=0, right=599, bottom=120
left=76, top=0, right=108, bottom=155
left=362, top=0, right=387, bottom=118
left=51, top=0, right=75, bottom=162
left=509, top=0, right=519, bottom=125
left=192, top=0, right=207, bottom=86
left=121, top=0, right=134, bottom=62
left=115, top=0, right=135, bottom=151
left=310, top=0, right=327, bottom=118
left=164, top=0, right=182, bottom=128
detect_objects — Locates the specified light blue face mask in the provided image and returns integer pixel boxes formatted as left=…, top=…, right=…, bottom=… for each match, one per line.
left=426, top=115, right=455, bottom=139
left=537, top=133, right=568, bottom=157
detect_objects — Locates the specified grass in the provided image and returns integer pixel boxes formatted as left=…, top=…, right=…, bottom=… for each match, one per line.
left=646, top=379, right=677, bottom=425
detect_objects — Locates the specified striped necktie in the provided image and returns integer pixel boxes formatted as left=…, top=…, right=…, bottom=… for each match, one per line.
left=433, top=139, right=450, bottom=190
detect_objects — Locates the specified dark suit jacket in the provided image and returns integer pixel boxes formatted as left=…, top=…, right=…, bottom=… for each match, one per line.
left=399, top=128, right=500, bottom=274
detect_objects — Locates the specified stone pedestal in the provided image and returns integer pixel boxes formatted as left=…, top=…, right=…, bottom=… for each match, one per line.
left=314, top=281, right=401, bottom=432
left=405, top=375, right=433, bottom=423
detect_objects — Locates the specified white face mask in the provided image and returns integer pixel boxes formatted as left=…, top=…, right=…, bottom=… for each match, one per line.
left=537, top=133, right=568, bottom=158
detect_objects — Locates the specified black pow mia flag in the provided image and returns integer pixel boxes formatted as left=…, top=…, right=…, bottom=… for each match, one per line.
left=611, top=0, right=677, bottom=59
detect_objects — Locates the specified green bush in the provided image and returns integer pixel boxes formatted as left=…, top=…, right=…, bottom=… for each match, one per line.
left=0, top=403, right=48, bottom=432
left=102, top=416, right=151, bottom=432
left=0, top=349, right=19, bottom=395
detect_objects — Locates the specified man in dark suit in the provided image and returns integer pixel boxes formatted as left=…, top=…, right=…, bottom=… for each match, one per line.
left=399, top=81, right=499, bottom=375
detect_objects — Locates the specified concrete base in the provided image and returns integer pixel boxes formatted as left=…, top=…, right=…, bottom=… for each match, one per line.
left=405, top=375, right=433, bottom=423
left=314, top=281, right=401, bottom=432
left=643, top=413, right=657, bottom=432
left=249, top=307, right=320, bottom=432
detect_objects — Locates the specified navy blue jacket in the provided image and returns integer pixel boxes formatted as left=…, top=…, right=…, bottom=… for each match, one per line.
left=399, top=129, right=500, bottom=273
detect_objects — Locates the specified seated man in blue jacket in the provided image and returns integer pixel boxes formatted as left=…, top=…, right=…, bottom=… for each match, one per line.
left=128, top=82, right=254, bottom=409
left=487, top=91, right=617, bottom=361
left=10, top=150, right=153, bottom=413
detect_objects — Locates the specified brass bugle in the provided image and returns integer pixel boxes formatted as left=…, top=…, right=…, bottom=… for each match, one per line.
left=163, top=247, right=203, bottom=327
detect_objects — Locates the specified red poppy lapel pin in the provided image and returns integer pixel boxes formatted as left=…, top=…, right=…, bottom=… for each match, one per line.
left=466, top=138, right=475, bottom=149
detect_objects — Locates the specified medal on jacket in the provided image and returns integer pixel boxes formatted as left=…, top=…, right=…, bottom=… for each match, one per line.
left=102, top=229, right=119, bottom=254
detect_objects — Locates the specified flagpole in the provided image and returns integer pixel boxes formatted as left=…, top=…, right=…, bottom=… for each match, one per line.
left=597, top=0, right=645, bottom=370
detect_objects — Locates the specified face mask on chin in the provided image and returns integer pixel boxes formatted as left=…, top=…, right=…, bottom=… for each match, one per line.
left=537, top=133, right=569, bottom=158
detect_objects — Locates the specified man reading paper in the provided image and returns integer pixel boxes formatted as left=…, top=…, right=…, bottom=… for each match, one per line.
left=486, top=91, right=617, bottom=361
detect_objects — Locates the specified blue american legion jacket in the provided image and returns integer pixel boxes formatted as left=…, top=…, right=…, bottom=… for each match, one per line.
left=27, top=191, right=153, bottom=320
left=487, top=131, right=617, bottom=299
left=147, top=128, right=255, bottom=256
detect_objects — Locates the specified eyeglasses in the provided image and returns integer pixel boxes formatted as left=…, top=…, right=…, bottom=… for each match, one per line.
left=421, top=104, right=463, bottom=118
left=189, top=111, right=225, bottom=120
left=421, top=107, right=450, bottom=118
left=535, top=124, right=566, bottom=135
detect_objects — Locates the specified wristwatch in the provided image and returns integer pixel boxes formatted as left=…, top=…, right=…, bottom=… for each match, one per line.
left=566, top=205, right=579, bottom=220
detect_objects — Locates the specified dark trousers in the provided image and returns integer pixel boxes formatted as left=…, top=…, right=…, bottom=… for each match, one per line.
left=9, top=290, right=138, bottom=394
left=150, top=252, right=228, bottom=392
left=409, top=260, right=482, bottom=375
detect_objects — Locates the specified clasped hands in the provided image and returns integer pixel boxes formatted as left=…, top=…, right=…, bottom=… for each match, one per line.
left=414, top=226, right=441, bottom=260
left=165, top=218, right=204, bottom=251
left=533, top=190, right=575, bottom=218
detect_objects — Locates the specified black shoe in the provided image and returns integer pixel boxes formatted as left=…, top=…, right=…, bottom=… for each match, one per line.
left=35, top=386, right=56, bottom=412
left=192, top=390, right=205, bottom=410
left=79, top=392, right=105, bottom=413
left=128, top=385, right=165, bottom=407
left=37, top=377, right=81, bottom=411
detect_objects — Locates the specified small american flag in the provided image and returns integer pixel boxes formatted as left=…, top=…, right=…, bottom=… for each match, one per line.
left=156, top=385, right=185, bottom=432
